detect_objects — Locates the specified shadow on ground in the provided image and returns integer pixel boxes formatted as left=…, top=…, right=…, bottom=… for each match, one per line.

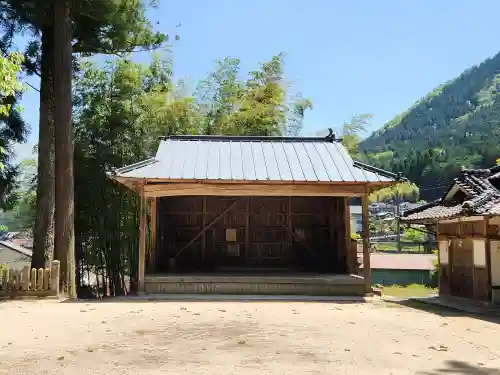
left=386, top=300, right=500, bottom=324
left=421, top=360, right=500, bottom=375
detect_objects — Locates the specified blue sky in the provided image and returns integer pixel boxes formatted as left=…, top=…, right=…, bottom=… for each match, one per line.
left=15, top=0, right=500, bottom=159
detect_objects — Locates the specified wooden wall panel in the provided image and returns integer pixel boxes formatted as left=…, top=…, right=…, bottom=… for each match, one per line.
left=207, top=197, right=246, bottom=266
left=461, top=221, right=484, bottom=237
left=440, top=223, right=459, bottom=236
left=473, top=267, right=489, bottom=301
left=251, top=197, right=292, bottom=267
left=439, top=264, right=450, bottom=295
left=450, top=239, right=474, bottom=299
left=156, top=196, right=346, bottom=273
left=490, top=241, right=500, bottom=287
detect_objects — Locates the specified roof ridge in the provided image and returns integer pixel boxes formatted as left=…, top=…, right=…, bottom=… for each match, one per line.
left=160, top=135, right=343, bottom=143
left=490, top=165, right=500, bottom=174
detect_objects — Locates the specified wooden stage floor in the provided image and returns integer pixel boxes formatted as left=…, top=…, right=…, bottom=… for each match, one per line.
left=143, top=273, right=366, bottom=296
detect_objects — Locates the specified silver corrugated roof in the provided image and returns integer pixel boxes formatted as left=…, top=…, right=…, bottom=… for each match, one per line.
left=113, top=135, right=397, bottom=183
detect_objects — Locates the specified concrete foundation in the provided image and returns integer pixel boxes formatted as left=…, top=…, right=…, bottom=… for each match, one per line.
left=144, top=273, right=366, bottom=296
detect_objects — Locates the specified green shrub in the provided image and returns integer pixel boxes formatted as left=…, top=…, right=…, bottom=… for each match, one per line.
left=429, top=259, right=438, bottom=287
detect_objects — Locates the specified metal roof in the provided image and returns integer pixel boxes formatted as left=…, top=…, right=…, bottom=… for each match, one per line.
left=0, top=240, right=33, bottom=258
left=112, top=135, right=398, bottom=184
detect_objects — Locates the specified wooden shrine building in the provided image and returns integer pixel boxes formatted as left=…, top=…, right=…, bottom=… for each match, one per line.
left=401, top=165, right=500, bottom=304
left=110, top=134, right=398, bottom=296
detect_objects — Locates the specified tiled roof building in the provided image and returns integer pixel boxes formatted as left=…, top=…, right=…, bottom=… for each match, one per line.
left=401, top=165, right=500, bottom=223
left=400, top=163, right=500, bottom=304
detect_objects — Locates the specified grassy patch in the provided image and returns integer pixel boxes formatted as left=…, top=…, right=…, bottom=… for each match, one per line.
left=373, top=242, right=423, bottom=252
left=382, top=284, right=437, bottom=298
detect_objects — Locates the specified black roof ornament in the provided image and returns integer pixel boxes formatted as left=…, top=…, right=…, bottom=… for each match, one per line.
left=325, top=128, right=342, bottom=142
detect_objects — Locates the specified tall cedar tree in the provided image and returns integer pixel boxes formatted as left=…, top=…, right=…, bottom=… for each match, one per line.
left=53, top=0, right=75, bottom=297
left=0, top=1, right=166, bottom=282
left=32, top=3, right=56, bottom=272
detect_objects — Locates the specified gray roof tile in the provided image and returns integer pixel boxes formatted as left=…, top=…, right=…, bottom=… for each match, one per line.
left=113, top=135, right=398, bottom=183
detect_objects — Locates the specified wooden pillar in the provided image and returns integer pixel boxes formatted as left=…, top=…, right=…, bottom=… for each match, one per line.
left=202, top=197, right=207, bottom=260
left=483, top=216, right=492, bottom=302
left=361, top=194, right=372, bottom=293
left=436, top=220, right=443, bottom=294
left=149, top=198, right=158, bottom=272
left=288, top=197, right=293, bottom=254
left=245, top=197, right=251, bottom=263
left=344, top=197, right=351, bottom=274
left=138, top=185, right=146, bottom=293
left=328, top=198, right=337, bottom=272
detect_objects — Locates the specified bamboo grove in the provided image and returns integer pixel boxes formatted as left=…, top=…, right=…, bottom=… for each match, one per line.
left=73, top=54, right=311, bottom=296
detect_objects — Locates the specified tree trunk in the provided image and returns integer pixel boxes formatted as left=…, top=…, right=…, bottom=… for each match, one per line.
left=32, top=9, right=55, bottom=270
left=53, top=0, right=76, bottom=298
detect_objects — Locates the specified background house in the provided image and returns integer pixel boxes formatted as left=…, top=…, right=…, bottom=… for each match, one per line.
left=350, top=202, right=425, bottom=236
left=350, top=205, right=363, bottom=232
left=0, top=240, right=32, bottom=270
left=401, top=164, right=500, bottom=303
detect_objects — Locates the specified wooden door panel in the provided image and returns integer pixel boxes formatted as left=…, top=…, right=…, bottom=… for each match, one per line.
left=450, top=239, right=474, bottom=298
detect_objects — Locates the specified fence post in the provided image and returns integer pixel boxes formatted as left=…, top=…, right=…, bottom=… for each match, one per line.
left=3, top=268, right=10, bottom=291
left=43, top=267, right=50, bottom=290
left=37, top=268, right=44, bottom=290
left=21, top=266, right=30, bottom=291
left=50, top=260, right=60, bottom=295
left=30, top=268, right=37, bottom=291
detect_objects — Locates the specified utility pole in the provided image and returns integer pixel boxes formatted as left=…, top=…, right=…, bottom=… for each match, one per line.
left=395, top=173, right=402, bottom=252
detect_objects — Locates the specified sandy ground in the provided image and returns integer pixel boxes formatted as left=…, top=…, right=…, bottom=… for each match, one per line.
left=1, top=298, right=500, bottom=375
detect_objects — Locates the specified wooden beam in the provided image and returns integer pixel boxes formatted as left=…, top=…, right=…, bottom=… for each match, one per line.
left=149, top=198, right=157, bottom=272
left=344, top=197, right=351, bottom=273
left=138, top=185, right=147, bottom=293
left=361, top=194, right=372, bottom=294
left=143, top=182, right=366, bottom=198
left=173, top=199, right=240, bottom=259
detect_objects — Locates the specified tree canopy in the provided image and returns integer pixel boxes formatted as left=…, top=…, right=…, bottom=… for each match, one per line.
left=0, top=52, right=23, bottom=116
left=0, top=50, right=28, bottom=210
left=369, top=182, right=420, bottom=203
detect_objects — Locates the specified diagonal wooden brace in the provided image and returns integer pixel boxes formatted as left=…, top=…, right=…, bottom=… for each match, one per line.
left=258, top=202, right=318, bottom=256
left=173, top=199, right=240, bottom=259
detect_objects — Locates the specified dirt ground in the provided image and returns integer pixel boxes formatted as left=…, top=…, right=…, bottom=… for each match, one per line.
left=1, top=298, right=499, bottom=375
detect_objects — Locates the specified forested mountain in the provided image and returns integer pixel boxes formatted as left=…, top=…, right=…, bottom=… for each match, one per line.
left=360, top=51, right=500, bottom=201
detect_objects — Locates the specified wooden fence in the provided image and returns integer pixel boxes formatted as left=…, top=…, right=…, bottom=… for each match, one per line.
left=0, top=260, right=60, bottom=298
